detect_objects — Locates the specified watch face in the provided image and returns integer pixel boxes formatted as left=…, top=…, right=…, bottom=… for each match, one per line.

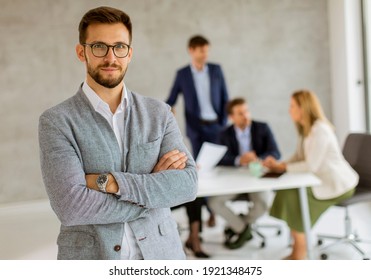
left=97, top=174, right=108, bottom=186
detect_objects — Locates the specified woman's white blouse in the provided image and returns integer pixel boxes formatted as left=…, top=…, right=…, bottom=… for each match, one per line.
left=287, top=120, right=359, bottom=200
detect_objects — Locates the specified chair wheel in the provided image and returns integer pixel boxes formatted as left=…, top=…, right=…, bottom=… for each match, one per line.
left=317, top=239, right=323, bottom=246
left=320, top=253, right=328, bottom=260
left=260, top=241, right=265, bottom=248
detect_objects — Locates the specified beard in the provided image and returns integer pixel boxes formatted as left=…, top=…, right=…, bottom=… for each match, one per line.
left=87, top=62, right=127, bottom=89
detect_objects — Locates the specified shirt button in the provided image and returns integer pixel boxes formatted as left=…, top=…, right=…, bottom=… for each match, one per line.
left=114, top=245, right=121, bottom=252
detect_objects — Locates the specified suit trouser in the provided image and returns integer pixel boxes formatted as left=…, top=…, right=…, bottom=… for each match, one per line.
left=189, top=122, right=222, bottom=158
left=209, top=191, right=270, bottom=233
left=178, top=123, right=222, bottom=231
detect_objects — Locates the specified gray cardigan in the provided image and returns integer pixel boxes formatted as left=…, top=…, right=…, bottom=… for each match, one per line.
left=38, top=86, right=198, bottom=259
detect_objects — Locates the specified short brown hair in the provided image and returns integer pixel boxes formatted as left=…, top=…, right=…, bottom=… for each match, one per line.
left=226, top=98, right=246, bottom=115
left=188, top=35, right=209, bottom=49
left=78, top=6, right=132, bottom=44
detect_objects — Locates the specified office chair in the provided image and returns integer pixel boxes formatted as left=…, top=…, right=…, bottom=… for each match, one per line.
left=317, top=133, right=371, bottom=260
left=226, top=193, right=282, bottom=248
left=250, top=221, right=282, bottom=248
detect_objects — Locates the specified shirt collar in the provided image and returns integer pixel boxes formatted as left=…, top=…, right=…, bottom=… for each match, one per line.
left=234, top=125, right=251, bottom=137
left=82, top=81, right=128, bottom=112
left=190, top=64, right=209, bottom=74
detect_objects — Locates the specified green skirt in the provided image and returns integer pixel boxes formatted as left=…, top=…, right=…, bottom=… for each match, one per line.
left=270, top=187, right=355, bottom=232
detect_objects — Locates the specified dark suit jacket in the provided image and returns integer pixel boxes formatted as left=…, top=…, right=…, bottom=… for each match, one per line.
left=166, top=63, right=229, bottom=139
left=218, top=121, right=281, bottom=166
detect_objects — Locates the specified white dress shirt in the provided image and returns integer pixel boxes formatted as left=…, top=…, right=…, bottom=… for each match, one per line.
left=83, top=81, right=143, bottom=260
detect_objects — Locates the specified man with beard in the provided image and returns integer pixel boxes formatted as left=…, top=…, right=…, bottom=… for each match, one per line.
left=38, top=6, right=197, bottom=260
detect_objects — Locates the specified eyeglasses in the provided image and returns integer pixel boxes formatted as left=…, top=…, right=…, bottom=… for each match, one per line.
left=82, top=42, right=131, bottom=58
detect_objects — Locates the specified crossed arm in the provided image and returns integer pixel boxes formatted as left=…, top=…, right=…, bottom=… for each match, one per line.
left=85, top=150, right=188, bottom=193
left=39, top=105, right=197, bottom=226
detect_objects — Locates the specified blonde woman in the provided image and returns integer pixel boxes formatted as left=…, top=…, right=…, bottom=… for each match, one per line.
left=263, top=90, right=359, bottom=260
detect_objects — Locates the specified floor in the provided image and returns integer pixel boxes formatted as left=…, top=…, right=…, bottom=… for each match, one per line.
left=1, top=199, right=371, bottom=260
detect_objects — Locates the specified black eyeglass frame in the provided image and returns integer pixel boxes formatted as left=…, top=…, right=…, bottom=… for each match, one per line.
left=82, top=42, right=131, bottom=58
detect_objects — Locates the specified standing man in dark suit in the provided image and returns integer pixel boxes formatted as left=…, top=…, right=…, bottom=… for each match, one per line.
left=209, top=98, right=281, bottom=249
left=166, top=35, right=229, bottom=156
left=166, top=35, right=229, bottom=258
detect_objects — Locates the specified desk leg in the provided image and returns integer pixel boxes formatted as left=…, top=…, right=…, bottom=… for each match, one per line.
left=298, top=186, right=313, bottom=260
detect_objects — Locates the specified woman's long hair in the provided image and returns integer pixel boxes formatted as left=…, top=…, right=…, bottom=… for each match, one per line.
left=292, top=90, right=333, bottom=137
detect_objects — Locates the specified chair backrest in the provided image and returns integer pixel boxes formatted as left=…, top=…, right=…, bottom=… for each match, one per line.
left=343, top=133, right=371, bottom=190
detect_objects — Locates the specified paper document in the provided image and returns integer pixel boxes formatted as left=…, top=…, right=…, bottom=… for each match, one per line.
left=196, top=142, right=227, bottom=173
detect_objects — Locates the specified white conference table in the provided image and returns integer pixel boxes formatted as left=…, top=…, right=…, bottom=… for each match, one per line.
left=197, top=166, right=322, bottom=260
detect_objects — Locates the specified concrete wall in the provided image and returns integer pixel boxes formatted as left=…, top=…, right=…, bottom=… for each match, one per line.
left=0, top=0, right=331, bottom=204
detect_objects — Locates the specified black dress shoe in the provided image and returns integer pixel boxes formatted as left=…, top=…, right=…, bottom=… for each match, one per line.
left=185, top=241, right=210, bottom=258
left=225, top=225, right=253, bottom=250
left=224, top=227, right=237, bottom=244
left=224, top=227, right=236, bottom=237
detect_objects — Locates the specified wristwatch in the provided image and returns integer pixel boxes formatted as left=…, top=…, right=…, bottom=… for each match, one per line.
left=96, top=173, right=109, bottom=193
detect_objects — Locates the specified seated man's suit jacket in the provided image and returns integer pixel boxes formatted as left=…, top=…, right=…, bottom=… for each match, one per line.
left=218, top=121, right=281, bottom=166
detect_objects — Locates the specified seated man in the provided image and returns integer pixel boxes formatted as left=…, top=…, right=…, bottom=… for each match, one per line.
left=209, top=97, right=281, bottom=249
